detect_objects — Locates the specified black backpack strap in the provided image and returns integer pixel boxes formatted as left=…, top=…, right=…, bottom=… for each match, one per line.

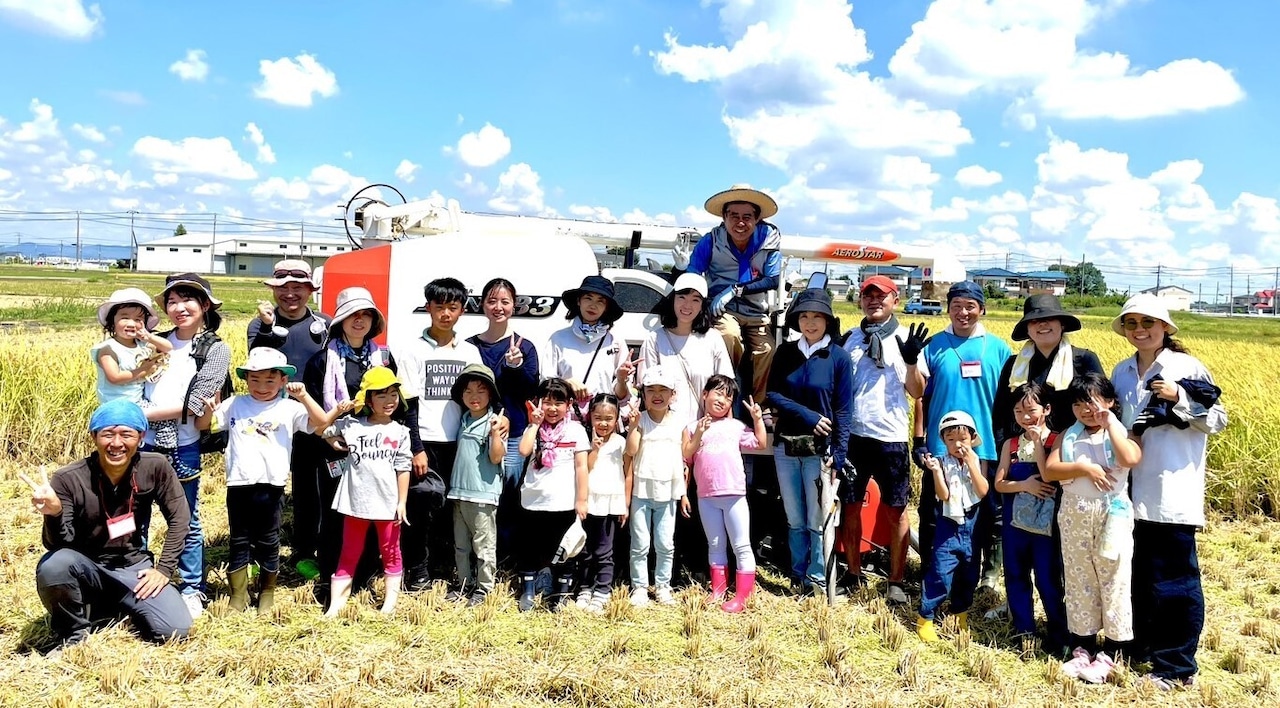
left=180, top=331, right=221, bottom=424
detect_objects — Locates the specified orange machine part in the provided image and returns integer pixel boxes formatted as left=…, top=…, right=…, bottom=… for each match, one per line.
left=319, top=245, right=392, bottom=346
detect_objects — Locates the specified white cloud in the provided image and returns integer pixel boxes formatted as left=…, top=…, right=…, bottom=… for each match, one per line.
left=568, top=205, right=618, bottom=222
left=99, top=90, right=145, bottom=106
left=243, top=122, right=276, bottom=164
left=889, top=0, right=1244, bottom=122
left=394, top=159, right=420, bottom=183
left=168, top=49, right=209, bottom=82
left=153, top=172, right=179, bottom=186
left=487, top=163, right=547, bottom=214
left=1035, top=56, right=1244, bottom=120
left=132, top=136, right=257, bottom=180
left=251, top=177, right=310, bottom=202
left=0, top=0, right=102, bottom=40
left=191, top=182, right=229, bottom=196
left=306, top=164, right=362, bottom=196
left=654, top=0, right=973, bottom=177
left=71, top=123, right=105, bottom=142
left=12, top=99, right=59, bottom=142
left=52, top=163, right=133, bottom=192
left=452, top=123, right=511, bottom=168
left=955, top=164, right=1002, bottom=188
left=253, top=53, right=339, bottom=107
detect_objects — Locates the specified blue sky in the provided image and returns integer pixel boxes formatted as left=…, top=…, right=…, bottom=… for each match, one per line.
left=0, top=0, right=1277, bottom=295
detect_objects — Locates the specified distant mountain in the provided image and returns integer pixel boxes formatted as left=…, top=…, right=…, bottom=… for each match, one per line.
left=0, top=243, right=135, bottom=261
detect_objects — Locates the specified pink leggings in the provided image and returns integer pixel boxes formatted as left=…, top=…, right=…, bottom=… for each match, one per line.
left=334, top=516, right=403, bottom=579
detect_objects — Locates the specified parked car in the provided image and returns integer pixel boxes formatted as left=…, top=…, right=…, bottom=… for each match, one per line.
left=904, top=297, right=943, bottom=315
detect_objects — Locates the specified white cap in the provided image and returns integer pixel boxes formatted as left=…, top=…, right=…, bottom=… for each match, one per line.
left=641, top=364, right=679, bottom=391
left=554, top=519, right=587, bottom=563
left=938, top=410, right=977, bottom=435
left=672, top=272, right=709, bottom=298
left=235, top=346, right=297, bottom=379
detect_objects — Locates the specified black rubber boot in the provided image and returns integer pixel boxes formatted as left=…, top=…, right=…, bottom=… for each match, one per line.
left=518, top=573, right=538, bottom=613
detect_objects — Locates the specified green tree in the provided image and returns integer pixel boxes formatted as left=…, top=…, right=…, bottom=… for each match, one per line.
left=1049, top=262, right=1107, bottom=296
left=174, top=223, right=187, bottom=236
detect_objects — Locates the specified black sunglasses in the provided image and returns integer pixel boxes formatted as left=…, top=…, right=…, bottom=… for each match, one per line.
left=1121, top=317, right=1159, bottom=331
left=273, top=269, right=311, bottom=279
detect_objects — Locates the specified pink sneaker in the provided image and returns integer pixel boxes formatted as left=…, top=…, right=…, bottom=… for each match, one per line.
left=1078, top=652, right=1115, bottom=684
left=1060, top=647, right=1092, bottom=679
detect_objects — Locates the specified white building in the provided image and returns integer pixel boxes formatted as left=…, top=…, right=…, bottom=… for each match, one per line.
left=1141, top=284, right=1194, bottom=312
left=134, top=231, right=354, bottom=276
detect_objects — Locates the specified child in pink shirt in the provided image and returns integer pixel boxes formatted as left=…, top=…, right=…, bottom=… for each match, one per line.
left=683, top=375, right=767, bottom=613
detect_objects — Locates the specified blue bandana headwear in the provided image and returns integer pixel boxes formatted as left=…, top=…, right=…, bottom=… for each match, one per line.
left=947, top=280, right=986, bottom=310
left=89, top=399, right=148, bottom=434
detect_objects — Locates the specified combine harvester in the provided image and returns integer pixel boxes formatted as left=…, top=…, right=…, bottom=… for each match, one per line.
left=319, top=183, right=965, bottom=357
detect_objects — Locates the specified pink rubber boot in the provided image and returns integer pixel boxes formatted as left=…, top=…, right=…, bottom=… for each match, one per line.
left=709, top=565, right=728, bottom=602
left=722, top=571, right=755, bottom=614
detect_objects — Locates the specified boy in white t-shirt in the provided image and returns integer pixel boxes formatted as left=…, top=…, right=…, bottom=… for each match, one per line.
left=198, top=347, right=339, bottom=616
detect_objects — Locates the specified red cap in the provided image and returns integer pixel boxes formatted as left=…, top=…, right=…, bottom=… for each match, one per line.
left=860, top=275, right=898, bottom=295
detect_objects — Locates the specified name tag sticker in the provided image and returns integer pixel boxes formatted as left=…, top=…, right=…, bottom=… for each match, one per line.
left=106, top=512, right=137, bottom=540
left=960, top=361, right=982, bottom=379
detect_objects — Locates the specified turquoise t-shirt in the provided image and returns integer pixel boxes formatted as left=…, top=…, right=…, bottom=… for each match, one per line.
left=447, top=410, right=503, bottom=506
left=922, top=329, right=1011, bottom=461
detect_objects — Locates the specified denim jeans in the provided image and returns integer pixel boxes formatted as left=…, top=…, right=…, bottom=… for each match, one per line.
left=143, top=442, right=204, bottom=596
left=502, top=435, right=527, bottom=485
left=1003, top=525, right=1066, bottom=640
left=920, top=505, right=980, bottom=621
left=773, top=447, right=825, bottom=585
left=630, top=497, right=677, bottom=589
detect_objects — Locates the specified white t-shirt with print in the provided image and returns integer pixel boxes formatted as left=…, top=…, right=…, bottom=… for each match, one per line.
left=213, top=395, right=314, bottom=487
left=331, top=417, right=412, bottom=520
left=520, top=422, right=590, bottom=512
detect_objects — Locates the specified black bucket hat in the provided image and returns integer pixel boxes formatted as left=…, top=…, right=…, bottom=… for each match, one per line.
left=785, top=288, right=839, bottom=334
left=562, top=275, right=623, bottom=324
left=1012, top=294, right=1082, bottom=341
left=155, top=272, right=223, bottom=332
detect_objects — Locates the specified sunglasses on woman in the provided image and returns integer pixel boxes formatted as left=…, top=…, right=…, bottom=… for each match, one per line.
left=1121, top=317, right=1159, bottom=331
left=273, top=269, right=311, bottom=279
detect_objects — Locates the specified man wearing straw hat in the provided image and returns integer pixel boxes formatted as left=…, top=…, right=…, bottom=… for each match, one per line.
left=673, top=184, right=782, bottom=402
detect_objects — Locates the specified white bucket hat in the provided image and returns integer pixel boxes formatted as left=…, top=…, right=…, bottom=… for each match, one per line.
left=553, top=519, right=587, bottom=563
left=329, top=286, right=386, bottom=340
left=98, top=288, right=160, bottom=330
left=1112, top=293, right=1178, bottom=336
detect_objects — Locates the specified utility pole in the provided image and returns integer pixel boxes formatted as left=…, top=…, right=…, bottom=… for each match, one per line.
left=300, top=221, right=305, bottom=258
left=75, top=211, right=81, bottom=270
left=1247, top=274, right=1252, bottom=313
left=1273, top=267, right=1278, bottom=317
left=1155, top=264, right=1162, bottom=292
left=1229, top=266, right=1234, bottom=317
left=59, top=240, right=64, bottom=261
left=1198, top=283, right=1202, bottom=310
left=128, top=210, right=138, bottom=271
left=210, top=214, right=217, bottom=273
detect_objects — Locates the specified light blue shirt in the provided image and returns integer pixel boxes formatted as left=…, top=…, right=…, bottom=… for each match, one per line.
left=920, top=327, right=1011, bottom=461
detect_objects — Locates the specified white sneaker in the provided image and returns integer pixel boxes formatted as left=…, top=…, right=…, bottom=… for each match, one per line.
left=182, top=592, right=205, bottom=620
left=654, top=587, right=677, bottom=605
left=885, top=584, right=909, bottom=605
left=586, top=591, right=610, bottom=614
left=629, top=587, right=650, bottom=607
left=575, top=590, right=593, bottom=609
